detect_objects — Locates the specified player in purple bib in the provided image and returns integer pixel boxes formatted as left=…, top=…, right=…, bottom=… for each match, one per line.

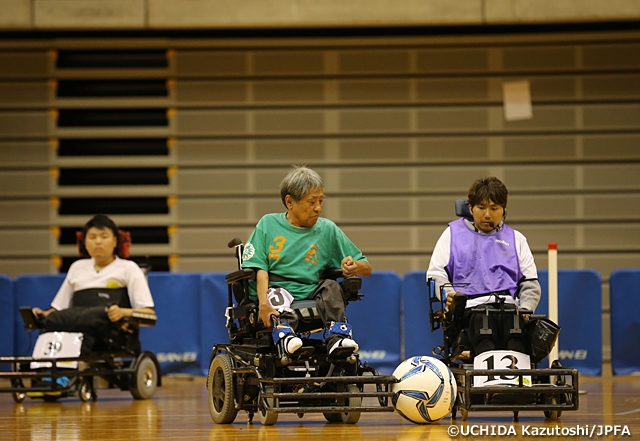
left=447, top=218, right=521, bottom=299
left=427, top=177, right=541, bottom=356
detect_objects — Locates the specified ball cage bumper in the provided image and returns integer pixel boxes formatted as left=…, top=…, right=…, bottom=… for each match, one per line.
left=210, top=343, right=397, bottom=416
left=0, top=351, right=161, bottom=397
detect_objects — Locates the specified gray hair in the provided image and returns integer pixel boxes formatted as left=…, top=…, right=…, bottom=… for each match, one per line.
left=280, top=166, right=324, bottom=207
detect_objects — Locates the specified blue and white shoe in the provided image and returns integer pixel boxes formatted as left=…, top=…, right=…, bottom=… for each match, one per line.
left=284, top=335, right=303, bottom=355
left=329, top=338, right=359, bottom=355
left=272, top=323, right=302, bottom=355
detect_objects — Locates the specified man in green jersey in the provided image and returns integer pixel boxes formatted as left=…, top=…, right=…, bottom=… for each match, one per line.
left=241, top=166, right=372, bottom=355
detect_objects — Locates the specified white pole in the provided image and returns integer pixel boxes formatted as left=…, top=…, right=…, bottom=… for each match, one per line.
left=548, top=242, right=559, bottom=365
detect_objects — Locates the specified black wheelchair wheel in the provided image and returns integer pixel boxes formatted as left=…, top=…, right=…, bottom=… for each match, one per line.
left=207, top=354, right=238, bottom=424
left=323, top=412, right=343, bottom=423
left=11, top=363, right=27, bottom=403
left=78, top=378, right=95, bottom=402
left=323, top=384, right=361, bottom=424
left=130, top=354, right=158, bottom=400
left=258, top=385, right=278, bottom=425
left=341, top=384, right=362, bottom=423
left=11, top=379, right=26, bottom=404
left=544, top=396, right=562, bottom=420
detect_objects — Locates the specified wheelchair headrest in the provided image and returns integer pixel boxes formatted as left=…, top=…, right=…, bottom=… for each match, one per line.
left=76, top=229, right=131, bottom=258
left=455, top=199, right=473, bottom=220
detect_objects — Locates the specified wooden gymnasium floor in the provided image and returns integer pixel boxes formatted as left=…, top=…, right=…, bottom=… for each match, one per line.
left=2, top=364, right=639, bottom=441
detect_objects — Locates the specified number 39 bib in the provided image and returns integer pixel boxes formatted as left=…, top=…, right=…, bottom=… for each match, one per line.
left=266, top=285, right=294, bottom=312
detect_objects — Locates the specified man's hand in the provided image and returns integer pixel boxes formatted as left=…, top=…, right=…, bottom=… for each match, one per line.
left=445, top=291, right=460, bottom=311
left=259, top=303, right=279, bottom=328
left=107, top=304, right=126, bottom=322
left=341, top=256, right=358, bottom=277
left=518, top=308, right=531, bottom=321
left=32, top=307, right=51, bottom=319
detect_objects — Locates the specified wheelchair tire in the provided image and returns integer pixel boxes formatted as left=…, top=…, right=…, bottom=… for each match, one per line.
left=323, top=384, right=361, bottom=424
left=11, top=363, right=27, bottom=403
left=544, top=396, right=562, bottom=420
left=258, top=385, right=278, bottom=425
left=130, top=354, right=158, bottom=400
left=11, top=379, right=26, bottom=403
left=78, top=378, right=95, bottom=402
left=207, top=354, right=238, bottom=424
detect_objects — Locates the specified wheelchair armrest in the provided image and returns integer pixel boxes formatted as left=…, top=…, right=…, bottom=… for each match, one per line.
left=225, top=268, right=256, bottom=284
left=320, top=268, right=344, bottom=280
left=528, top=313, right=545, bottom=320
left=446, top=291, right=467, bottom=322
left=319, top=268, right=363, bottom=301
left=19, top=306, right=45, bottom=331
left=127, top=311, right=157, bottom=327
left=341, top=277, right=363, bottom=301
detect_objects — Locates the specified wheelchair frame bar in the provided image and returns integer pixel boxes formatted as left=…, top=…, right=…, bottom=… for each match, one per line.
left=261, top=375, right=397, bottom=385
left=263, top=406, right=394, bottom=414
left=266, top=391, right=394, bottom=400
left=257, top=378, right=397, bottom=415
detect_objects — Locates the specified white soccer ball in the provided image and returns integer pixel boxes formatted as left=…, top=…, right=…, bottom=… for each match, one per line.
left=391, top=355, right=457, bottom=424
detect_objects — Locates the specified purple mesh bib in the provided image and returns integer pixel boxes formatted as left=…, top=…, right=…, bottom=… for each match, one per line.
left=446, top=218, right=522, bottom=297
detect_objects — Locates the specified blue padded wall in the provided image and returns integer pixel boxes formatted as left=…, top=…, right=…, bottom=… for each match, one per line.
left=199, top=273, right=233, bottom=376
left=609, top=269, right=640, bottom=375
left=142, top=272, right=202, bottom=375
left=8, top=269, right=606, bottom=377
left=537, top=270, right=602, bottom=375
left=12, top=274, right=65, bottom=356
left=0, top=275, right=14, bottom=371
left=347, top=271, right=402, bottom=374
left=402, top=271, right=447, bottom=363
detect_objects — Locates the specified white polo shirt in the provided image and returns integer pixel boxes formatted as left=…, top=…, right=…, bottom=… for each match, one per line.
left=51, top=256, right=154, bottom=310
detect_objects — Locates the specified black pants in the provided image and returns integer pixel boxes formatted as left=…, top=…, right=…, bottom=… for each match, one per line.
left=279, top=279, right=348, bottom=349
left=43, top=306, right=112, bottom=356
left=466, top=304, right=526, bottom=356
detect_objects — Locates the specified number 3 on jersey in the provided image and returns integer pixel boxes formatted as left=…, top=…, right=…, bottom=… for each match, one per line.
left=269, top=236, right=286, bottom=261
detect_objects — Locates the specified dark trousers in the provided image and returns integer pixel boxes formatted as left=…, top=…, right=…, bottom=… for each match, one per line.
left=466, top=304, right=526, bottom=355
left=43, top=306, right=112, bottom=355
left=279, top=279, right=348, bottom=348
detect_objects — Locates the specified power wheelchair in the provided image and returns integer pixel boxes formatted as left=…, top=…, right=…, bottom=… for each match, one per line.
left=427, top=201, right=579, bottom=421
left=0, top=229, right=161, bottom=403
left=206, top=238, right=397, bottom=425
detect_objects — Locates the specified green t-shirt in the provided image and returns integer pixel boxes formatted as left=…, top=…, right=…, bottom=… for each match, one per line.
left=241, top=212, right=368, bottom=300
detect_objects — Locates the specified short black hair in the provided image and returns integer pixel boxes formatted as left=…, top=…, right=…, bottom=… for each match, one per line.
left=82, top=214, right=119, bottom=241
left=468, top=176, right=508, bottom=208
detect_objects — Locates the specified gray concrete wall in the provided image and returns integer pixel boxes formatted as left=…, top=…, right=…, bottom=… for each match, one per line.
left=0, top=0, right=639, bottom=30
